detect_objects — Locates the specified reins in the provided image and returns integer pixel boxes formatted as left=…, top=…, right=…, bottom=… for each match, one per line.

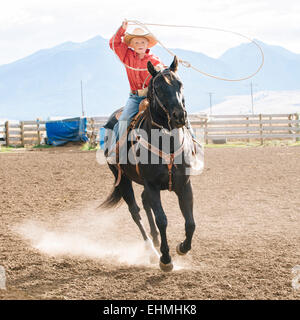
left=149, top=70, right=173, bottom=131
left=112, top=69, right=189, bottom=192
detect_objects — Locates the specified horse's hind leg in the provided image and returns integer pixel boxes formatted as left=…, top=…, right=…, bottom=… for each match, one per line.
left=141, top=190, right=160, bottom=248
left=175, top=180, right=195, bottom=255
left=119, top=176, right=160, bottom=263
left=118, top=175, right=148, bottom=241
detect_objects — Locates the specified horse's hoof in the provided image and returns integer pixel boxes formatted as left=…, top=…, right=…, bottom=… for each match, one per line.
left=176, top=242, right=187, bottom=256
left=159, top=260, right=173, bottom=272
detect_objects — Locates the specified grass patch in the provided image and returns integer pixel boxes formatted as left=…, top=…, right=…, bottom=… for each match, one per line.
left=289, top=140, right=300, bottom=147
left=1, top=144, right=52, bottom=152
left=0, top=146, right=14, bottom=152
left=80, top=142, right=99, bottom=151
left=204, top=141, right=260, bottom=148
left=204, top=140, right=300, bottom=148
left=33, top=144, right=53, bottom=149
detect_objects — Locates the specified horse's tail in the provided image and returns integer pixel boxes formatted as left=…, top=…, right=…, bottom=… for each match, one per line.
left=99, top=184, right=122, bottom=208
left=99, top=164, right=123, bottom=208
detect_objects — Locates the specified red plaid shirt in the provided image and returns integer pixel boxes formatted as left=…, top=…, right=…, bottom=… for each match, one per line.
left=109, top=26, right=163, bottom=91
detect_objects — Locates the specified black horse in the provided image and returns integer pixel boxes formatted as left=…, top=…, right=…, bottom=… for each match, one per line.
left=101, top=56, right=198, bottom=272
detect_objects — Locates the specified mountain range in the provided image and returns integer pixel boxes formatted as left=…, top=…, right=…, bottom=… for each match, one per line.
left=0, top=35, right=299, bottom=120
left=202, top=90, right=300, bottom=115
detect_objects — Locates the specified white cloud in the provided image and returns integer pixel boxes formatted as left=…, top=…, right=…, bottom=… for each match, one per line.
left=0, top=0, right=299, bottom=65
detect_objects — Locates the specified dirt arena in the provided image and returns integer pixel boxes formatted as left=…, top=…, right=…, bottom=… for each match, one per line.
left=0, top=145, right=299, bottom=300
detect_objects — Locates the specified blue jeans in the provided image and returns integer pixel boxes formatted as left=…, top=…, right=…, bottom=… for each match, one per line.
left=113, top=93, right=195, bottom=139
left=110, top=93, right=146, bottom=151
left=109, top=93, right=195, bottom=157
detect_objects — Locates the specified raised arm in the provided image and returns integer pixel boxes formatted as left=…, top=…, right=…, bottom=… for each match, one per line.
left=109, top=20, right=129, bottom=62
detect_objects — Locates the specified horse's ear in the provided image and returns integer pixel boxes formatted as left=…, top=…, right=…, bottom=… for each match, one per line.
left=170, top=55, right=179, bottom=72
left=147, top=61, right=158, bottom=77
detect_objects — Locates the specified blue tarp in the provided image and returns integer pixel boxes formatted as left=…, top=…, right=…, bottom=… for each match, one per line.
left=46, top=117, right=88, bottom=146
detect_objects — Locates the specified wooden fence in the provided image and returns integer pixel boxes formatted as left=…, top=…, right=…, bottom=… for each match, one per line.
left=200, top=113, right=300, bottom=144
left=1, top=113, right=299, bottom=147
left=0, top=119, right=46, bottom=147
left=87, top=113, right=300, bottom=145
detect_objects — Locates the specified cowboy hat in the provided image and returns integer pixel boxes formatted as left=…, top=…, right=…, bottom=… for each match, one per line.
left=123, top=28, right=157, bottom=48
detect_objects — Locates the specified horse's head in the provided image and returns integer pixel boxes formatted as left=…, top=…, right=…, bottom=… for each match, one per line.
left=147, top=56, right=187, bottom=129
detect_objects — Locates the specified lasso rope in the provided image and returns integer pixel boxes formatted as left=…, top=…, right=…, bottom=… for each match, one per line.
left=112, top=19, right=264, bottom=82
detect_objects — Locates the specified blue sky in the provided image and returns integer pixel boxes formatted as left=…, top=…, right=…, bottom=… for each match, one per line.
left=1, top=0, right=299, bottom=65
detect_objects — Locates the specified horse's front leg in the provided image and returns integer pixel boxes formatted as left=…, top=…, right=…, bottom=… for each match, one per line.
left=175, top=180, right=195, bottom=255
left=141, top=190, right=160, bottom=248
left=144, top=181, right=173, bottom=272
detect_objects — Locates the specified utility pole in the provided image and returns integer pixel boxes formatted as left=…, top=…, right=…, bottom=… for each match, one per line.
left=208, top=92, right=214, bottom=115
left=250, top=81, right=254, bottom=115
left=81, top=80, right=85, bottom=117
left=244, top=82, right=258, bottom=114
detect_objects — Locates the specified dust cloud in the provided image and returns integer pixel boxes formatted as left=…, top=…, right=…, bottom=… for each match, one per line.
left=15, top=204, right=156, bottom=267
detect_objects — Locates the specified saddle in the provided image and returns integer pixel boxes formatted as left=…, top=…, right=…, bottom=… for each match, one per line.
left=114, top=98, right=149, bottom=121
left=115, top=98, right=149, bottom=151
left=107, top=98, right=149, bottom=187
left=104, top=98, right=149, bottom=158
left=107, top=98, right=204, bottom=192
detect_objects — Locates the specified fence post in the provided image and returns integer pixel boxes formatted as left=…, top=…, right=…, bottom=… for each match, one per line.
left=246, top=116, right=250, bottom=143
left=5, top=121, right=9, bottom=146
left=288, top=114, right=296, bottom=141
left=296, top=113, right=300, bottom=142
left=91, top=117, right=96, bottom=148
left=36, top=118, right=41, bottom=145
left=20, top=121, right=25, bottom=147
left=204, top=118, right=208, bottom=144
left=259, top=114, right=263, bottom=145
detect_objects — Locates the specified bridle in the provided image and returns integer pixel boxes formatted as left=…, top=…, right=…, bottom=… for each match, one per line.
left=129, top=69, right=187, bottom=191
left=112, top=68, right=189, bottom=192
left=149, top=69, right=186, bottom=132
left=110, top=65, right=197, bottom=193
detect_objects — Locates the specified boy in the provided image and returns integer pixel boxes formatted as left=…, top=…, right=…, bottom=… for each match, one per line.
left=108, top=20, right=194, bottom=163
left=108, top=20, right=164, bottom=163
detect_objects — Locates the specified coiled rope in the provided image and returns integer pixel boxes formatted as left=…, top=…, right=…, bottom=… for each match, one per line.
left=112, top=19, right=264, bottom=82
